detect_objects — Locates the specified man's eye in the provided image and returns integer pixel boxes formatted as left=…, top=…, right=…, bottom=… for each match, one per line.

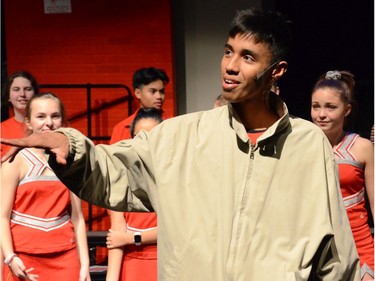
left=224, top=49, right=232, bottom=56
left=243, top=55, right=254, bottom=62
left=244, top=55, right=250, bottom=61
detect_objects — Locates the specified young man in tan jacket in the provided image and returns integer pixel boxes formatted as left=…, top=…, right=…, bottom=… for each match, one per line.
left=1, top=8, right=360, bottom=281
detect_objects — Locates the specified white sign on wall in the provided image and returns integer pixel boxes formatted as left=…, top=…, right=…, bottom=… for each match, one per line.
left=44, top=0, right=72, bottom=14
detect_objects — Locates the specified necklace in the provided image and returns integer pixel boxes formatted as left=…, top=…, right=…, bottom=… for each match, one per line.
left=246, top=127, right=267, bottom=133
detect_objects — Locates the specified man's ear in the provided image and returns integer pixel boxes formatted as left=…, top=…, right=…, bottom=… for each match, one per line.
left=272, top=61, right=288, bottom=79
left=134, top=88, right=141, bottom=99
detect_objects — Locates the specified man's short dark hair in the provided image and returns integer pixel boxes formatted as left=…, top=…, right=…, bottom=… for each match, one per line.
left=229, top=8, right=292, bottom=63
left=132, top=67, right=169, bottom=90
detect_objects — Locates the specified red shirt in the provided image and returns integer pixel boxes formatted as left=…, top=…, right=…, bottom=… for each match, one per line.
left=1, top=117, right=27, bottom=155
left=110, top=110, right=139, bottom=144
left=110, top=109, right=172, bottom=144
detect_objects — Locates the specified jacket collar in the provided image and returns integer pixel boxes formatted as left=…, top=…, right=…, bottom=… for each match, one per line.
left=228, top=95, right=292, bottom=158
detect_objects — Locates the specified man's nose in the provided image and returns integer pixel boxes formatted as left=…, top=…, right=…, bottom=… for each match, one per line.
left=225, top=57, right=240, bottom=74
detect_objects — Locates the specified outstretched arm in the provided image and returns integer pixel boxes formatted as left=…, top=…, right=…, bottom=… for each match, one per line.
left=1, top=132, right=69, bottom=164
left=2, top=128, right=156, bottom=213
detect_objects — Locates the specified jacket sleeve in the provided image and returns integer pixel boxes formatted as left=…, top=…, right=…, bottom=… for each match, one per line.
left=315, top=140, right=361, bottom=280
left=50, top=127, right=155, bottom=212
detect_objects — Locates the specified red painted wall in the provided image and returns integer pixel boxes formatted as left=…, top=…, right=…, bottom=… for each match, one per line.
left=3, top=1, right=175, bottom=263
left=3, top=0, right=175, bottom=143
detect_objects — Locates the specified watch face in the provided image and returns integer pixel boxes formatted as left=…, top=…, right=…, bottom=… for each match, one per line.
left=134, top=232, right=142, bottom=245
left=135, top=235, right=141, bottom=243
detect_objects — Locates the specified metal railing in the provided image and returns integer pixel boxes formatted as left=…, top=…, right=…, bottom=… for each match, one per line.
left=39, top=83, right=133, bottom=141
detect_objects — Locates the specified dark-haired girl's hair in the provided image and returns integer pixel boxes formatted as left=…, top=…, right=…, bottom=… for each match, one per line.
left=130, top=108, right=163, bottom=138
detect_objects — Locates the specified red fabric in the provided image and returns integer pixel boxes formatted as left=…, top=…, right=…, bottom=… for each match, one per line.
left=338, top=163, right=374, bottom=269
left=124, top=212, right=157, bottom=259
left=11, top=150, right=76, bottom=254
left=114, top=212, right=158, bottom=280
left=334, top=133, right=374, bottom=270
left=119, top=253, right=157, bottom=281
left=110, top=110, right=139, bottom=144
left=110, top=109, right=173, bottom=144
left=2, top=248, right=80, bottom=281
left=1, top=117, right=27, bottom=155
left=247, top=131, right=265, bottom=145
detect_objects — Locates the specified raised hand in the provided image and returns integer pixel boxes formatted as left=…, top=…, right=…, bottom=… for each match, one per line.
left=1, top=132, right=70, bottom=165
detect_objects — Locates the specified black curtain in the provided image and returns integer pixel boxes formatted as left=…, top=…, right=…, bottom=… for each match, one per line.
left=275, top=0, right=374, bottom=138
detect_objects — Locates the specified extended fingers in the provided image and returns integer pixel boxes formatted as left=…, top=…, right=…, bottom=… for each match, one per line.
left=25, top=268, right=39, bottom=281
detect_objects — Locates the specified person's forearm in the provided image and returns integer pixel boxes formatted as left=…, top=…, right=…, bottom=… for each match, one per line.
left=74, top=218, right=90, bottom=269
left=121, top=228, right=157, bottom=246
left=1, top=218, right=15, bottom=257
left=70, top=196, right=90, bottom=269
left=106, top=248, right=124, bottom=281
left=137, top=228, right=157, bottom=245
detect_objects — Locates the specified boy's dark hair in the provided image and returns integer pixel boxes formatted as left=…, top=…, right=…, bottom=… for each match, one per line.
left=132, top=67, right=169, bottom=90
left=130, top=108, right=163, bottom=138
left=229, top=8, right=292, bottom=63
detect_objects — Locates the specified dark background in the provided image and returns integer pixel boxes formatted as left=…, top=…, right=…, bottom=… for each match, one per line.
left=275, top=0, right=374, bottom=138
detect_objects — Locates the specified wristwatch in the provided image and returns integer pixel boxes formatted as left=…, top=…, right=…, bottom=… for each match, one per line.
left=134, top=232, right=142, bottom=246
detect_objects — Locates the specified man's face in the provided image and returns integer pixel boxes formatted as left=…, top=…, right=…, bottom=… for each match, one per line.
left=135, top=79, right=165, bottom=110
left=221, top=34, right=273, bottom=103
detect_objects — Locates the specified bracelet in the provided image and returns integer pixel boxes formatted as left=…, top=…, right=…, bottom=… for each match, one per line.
left=4, top=253, right=17, bottom=266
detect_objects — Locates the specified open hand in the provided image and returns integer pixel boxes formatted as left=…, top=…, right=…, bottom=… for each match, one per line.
left=1, top=132, right=69, bottom=165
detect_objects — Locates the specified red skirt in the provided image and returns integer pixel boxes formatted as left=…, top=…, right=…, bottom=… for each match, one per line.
left=352, top=222, right=374, bottom=270
left=120, top=254, right=157, bottom=281
left=2, top=248, right=80, bottom=281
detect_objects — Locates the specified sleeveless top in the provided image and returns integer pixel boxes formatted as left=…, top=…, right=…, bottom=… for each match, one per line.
left=335, top=133, right=367, bottom=221
left=11, top=148, right=76, bottom=254
left=334, top=132, right=374, bottom=274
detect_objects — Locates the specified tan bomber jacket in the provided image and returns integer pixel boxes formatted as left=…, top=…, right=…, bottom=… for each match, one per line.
left=54, top=102, right=360, bottom=280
